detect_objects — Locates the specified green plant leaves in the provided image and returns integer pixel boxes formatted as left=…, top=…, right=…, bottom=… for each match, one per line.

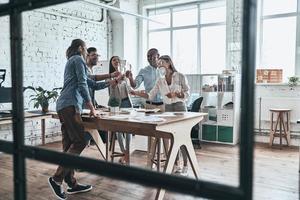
left=25, top=86, right=61, bottom=109
left=108, top=96, right=120, bottom=107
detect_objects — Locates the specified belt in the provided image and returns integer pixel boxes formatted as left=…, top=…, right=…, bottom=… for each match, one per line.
left=146, top=101, right=164, bottom=106
left=121, top=97, right=129, bottom=101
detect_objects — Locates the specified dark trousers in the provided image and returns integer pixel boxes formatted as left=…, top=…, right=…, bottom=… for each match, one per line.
left=53, top=106, right=86, bottom=187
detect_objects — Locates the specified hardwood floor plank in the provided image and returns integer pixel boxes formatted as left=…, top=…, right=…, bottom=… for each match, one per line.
left=0, top=142, right=298, bottom=200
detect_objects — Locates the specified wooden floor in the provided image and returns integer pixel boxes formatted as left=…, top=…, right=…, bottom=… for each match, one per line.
left=0, top=141, right=299, bottom=200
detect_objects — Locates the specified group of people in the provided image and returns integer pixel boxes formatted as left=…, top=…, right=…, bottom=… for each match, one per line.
left=48, top=39, right=191, bottom=200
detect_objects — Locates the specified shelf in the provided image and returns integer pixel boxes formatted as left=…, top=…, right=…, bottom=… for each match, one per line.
left=202, top=91, right=235, bottom=93
left=202, top=120, right=218, bottom=125
left=200, top=73, right=240, bottom=145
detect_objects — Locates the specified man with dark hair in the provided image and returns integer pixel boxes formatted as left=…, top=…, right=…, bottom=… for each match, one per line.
left=84, top=47, right=121, bottom=148
left=86, top=47, right=120, bottom=106
left=126, top=48, right=164, bottom=111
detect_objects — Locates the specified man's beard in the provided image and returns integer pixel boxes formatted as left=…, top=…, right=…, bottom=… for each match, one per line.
left=91, top=60, right=97, bottom=66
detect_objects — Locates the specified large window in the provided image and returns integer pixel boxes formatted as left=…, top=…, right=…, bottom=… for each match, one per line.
left=147, top=2, right=226, bottom=74
left=258, top=0, right=298, bottom=80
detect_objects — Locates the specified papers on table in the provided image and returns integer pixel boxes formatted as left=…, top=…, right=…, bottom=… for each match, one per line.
left=105, top=115, right=129, bottom=120
left=104, top=114, right=165, bottom=122
left=135, top=108, right=160, bottom=113
left=150, top=113, right=177, bottom=118
left=82, top=109, right=90, bottom=115
left=132, top=115, right=165, bottom=122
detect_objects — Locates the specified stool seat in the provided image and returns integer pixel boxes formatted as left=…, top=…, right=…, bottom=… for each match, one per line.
left=270, top=108, right=291, bottom=112
left=269, top=109, right=291, bottom=148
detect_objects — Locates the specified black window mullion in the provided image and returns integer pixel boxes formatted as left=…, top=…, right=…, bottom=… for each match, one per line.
left=10, top=0, right=26, bottom=199
left=0, top=0, right=257, bottom=199
left=239, top=0, right=257, bottom=199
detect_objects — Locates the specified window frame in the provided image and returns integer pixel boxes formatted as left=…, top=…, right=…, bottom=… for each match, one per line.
left=0, top=0, right=256, bottom=200
left=147, top=1, right=226, bottom=74
left=257, top=0, right=299, bottom=78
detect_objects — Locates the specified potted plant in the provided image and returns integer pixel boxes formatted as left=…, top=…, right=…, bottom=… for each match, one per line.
left=108, top=96, right=120, bottom=113
left=288, top=76, right=299, bottom=89
left=26, top=86, right=61, bottom=113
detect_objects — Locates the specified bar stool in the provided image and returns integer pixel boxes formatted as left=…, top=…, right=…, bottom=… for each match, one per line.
left=109, top=132, right=130, bottom=165
left=269, top=108, right=291, bottom=148
left=149, top=137, right=169, bottom=171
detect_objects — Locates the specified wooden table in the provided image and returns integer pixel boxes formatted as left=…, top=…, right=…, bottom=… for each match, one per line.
left=80, top=111, right=206, bottom=200
left=0, top=111, right=53, bottom=145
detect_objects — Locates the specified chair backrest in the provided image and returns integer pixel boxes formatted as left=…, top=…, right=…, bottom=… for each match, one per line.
left=190, top=97, right=203, bottom=112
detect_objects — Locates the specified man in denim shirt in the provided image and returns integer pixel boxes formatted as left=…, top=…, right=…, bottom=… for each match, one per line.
left=126, top=48, right=164, bottom=112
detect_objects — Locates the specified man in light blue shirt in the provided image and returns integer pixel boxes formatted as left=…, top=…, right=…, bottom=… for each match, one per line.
left=126, top=48, right=164, bottom=111
left=126, top=48, right=166, bottom=168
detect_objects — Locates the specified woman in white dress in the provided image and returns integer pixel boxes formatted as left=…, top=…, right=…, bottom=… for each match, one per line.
left=132, top=55, right=190, bottom=175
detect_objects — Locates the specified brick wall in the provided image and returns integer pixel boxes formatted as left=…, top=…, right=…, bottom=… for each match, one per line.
left=0, top=1, right=112, bottom=145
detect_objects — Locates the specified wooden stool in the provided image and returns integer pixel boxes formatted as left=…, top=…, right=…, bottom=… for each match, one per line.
left=150, top=137, right=169, bottom=171
left=269, top=108, right=291, bottom=147
left=109, top=132, right=130, bottom=164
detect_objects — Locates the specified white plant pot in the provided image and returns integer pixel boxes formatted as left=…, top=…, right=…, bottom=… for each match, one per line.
left=110, top=106, right=119, bottom=113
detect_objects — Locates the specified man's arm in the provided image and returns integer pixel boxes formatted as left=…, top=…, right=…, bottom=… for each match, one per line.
left=89, top=71, right=121, bottom=81
left=126, top=70, right=143, bottom=89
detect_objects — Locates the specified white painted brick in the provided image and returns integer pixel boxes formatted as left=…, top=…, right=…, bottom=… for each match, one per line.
left=0, top=0, right=138, bottom=145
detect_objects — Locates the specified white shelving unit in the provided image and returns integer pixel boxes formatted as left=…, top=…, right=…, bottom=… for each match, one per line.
left=200, top=73, right=240, bottom=145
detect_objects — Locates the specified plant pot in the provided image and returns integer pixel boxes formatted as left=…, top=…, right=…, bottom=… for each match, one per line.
left=110, top=106, right=119, bottom=113
left=42, top=106, right=49, bottom=113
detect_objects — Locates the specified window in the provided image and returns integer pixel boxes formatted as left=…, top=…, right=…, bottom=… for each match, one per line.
left=148, top=31, right=170, bottom=56
left=173, top=5, right=197, bottom=27
left=148, top=9, right=170, bottom=30
left=260, top=17, right=296, bottom=79
left=262, top=0, right=297, bottom=16
left=173, top=28, right=197, bottom=73
left=200, top=6, right=226, bottom=24
left=258, top=0, right=298, bottom=81
left=147, top=2, right=226, bottom=75
left=201, top=25, right=226, bottom=74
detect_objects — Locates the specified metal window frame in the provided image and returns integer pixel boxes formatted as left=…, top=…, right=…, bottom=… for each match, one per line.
left=258, top=0, right=299, bottom=76
left=147, top=1, right=226, bottom=75
left=0, top=0, right=256, bottom=200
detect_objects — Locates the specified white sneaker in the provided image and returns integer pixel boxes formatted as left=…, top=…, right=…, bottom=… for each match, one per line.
left=181, top=166, right=188, bottom=176
left=173, top=165, right=183, bottom=174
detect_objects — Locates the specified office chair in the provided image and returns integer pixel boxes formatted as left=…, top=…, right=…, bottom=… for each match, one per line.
left=190, top=97, right=203, bottom=149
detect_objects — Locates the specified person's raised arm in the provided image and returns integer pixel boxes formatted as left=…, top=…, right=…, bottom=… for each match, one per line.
left=130, top=90, right=149, bottom=99
left=89, top=71, right=121, bottom=81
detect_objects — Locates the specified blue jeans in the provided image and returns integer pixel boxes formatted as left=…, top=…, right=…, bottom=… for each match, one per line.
left=117, top=98, right=132, bottom=153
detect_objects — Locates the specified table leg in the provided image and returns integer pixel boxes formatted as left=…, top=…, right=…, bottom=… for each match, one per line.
left=184, top=139, right=201, bottom=178
left=41, top=119, right=45, bottom=145
left=86, top=129, right=106, bottom=160
left=155, top=138, right=179, bottom=200
left=106, top=131, right=112, bottom=162
left=125, top=133, right=130, bottom=165
left=279, top=113, right=282, bottom=149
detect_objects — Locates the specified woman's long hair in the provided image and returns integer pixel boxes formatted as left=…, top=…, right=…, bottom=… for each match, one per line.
left=109, top=56, right=120, bottom=74
left=66, top=39, right=85, bottom=59
left=159, top=55, right=177, bottom=73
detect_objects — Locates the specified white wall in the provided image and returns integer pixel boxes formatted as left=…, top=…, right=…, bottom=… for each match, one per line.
left=0, top=1, right=112, bottom=145
left=254, top=84, right=300, bottom=146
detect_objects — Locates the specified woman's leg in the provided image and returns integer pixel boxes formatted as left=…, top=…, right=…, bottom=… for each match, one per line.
left=116, top=132, right=126, bottom=153
left=53, top=106, right=86, bottom=187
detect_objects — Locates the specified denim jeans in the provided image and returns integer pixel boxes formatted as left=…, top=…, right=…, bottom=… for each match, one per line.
left=117, top=98, right=132, bottom=153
